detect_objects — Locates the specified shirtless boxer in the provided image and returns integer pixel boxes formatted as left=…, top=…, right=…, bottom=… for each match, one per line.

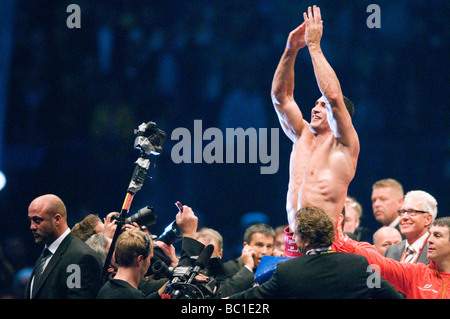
left=271, top=6, right=360, bottom=256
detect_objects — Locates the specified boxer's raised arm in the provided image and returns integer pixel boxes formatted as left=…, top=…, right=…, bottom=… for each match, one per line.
left=271, top=22, right=309, bottom=143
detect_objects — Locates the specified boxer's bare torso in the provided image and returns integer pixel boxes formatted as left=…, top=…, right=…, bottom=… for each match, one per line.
left=286, top=122, right=357, bottom=229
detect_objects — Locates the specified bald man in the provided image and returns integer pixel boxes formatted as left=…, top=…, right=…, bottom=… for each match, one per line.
left=373, top=226, right=402, bottom=256
left=26, top=194, right=102, bottom=299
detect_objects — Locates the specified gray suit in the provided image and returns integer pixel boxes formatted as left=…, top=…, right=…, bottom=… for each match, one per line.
left=384, top=239, right=429, bottom=265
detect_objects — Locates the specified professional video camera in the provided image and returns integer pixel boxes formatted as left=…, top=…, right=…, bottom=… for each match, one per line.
left=102, top=121, right=166, bottom=280
left=151, top=244, right=218, bottom=299
left=134, top=121, right=166, bottom=156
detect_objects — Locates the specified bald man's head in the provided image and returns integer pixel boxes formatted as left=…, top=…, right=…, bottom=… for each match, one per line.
left=28, top=194, right=68, bottom=245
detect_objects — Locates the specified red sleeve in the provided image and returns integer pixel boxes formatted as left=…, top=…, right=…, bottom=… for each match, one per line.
left=332, top=236, right=414, bottom=294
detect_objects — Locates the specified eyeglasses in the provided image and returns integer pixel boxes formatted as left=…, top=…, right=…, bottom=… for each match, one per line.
left=397, top=209, right=429, bottom=217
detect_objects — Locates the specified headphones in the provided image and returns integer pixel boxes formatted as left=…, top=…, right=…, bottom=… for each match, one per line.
left=136, top=233, right=151, bottom=258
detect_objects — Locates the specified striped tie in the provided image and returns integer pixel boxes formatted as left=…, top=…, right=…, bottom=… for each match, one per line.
left=33, top=248, right=51, bottom=292
left=404, top=246, right=415, bottom=263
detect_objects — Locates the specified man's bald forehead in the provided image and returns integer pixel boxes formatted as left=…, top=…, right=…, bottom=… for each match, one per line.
left=30, top=194, right=67, bottom=219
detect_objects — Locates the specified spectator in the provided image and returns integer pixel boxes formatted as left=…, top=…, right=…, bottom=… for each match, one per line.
left=72, top=214, right=104, bottom=241
left=372, top=226, right=402, bottom=256
left=343, top=196, right=362, bottom=234
left=86, top=232, right=112, bottom=266
left=196, top=227, right=224, bottom=258
left=371, top=178, right=404, bottom=236
left=223, top=223, right=275, bottom=280
left=273, top=225, right=287, bottom=255
left=0, top=243, right=16, bottom=298
left=384, top=190, right=438, bottom=264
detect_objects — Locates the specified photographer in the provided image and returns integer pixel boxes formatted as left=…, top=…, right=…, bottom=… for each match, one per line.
left=156, top=206, right=262, bottom=298
left=111, top=204, right=202, bottom=297
left=97, top=228, right=167, bottom=299
left=150, top=205, right=227, bottom=299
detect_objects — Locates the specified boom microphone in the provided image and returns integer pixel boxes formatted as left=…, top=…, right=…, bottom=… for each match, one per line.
left=187, top=244, right=214, bottom=284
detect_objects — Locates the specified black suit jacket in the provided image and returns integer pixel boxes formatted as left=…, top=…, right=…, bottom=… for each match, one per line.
left=384, top=239, right=430, bottom=264
left=229, top=252, right=404, bottom=299
left=25, top=232, right=103, bottom=299
left=220, top=257, right=255, bottom=296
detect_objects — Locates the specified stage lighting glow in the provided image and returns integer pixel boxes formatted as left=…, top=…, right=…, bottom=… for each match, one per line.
left=0, top=171, right=6, bottom=191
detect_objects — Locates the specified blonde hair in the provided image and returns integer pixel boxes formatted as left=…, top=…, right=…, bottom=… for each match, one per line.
left=196, top=227, right=223, bottom=251
left=115, top=228, right=152, bottom=267
left=372, top=178, right=404, bottom=197
left=345, top=196, right=363, bottom=219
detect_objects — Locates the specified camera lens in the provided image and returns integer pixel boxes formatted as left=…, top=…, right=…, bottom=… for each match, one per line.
left=157, top=221, right=183, bottom=245
left=126, top=206, right=157, bottom=227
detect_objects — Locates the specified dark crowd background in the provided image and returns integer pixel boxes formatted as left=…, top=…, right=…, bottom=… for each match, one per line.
left=0, top=0, right=448, bottom=297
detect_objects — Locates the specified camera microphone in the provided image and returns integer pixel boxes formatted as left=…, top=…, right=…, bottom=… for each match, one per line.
left=187, top=244, right=214, bottom=284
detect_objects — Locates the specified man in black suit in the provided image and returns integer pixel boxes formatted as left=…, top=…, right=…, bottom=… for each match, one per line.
left=371, top=178, right=405, bottom=238
left=384, top=190, right=438, bottom=265
left=228, top=206, right=403, bottom=299
left=26, top=194, right=103, bottom=299
left=223, top=223, right=276, bottom=277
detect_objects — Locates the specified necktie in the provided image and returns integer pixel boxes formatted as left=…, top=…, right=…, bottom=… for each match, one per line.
left=33, top=248, right=52, bottom=291
left=404, top=246, right=415, bottom=263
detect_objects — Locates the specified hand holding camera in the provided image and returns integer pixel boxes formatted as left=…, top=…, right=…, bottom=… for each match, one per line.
left=175, top=205, right=198, bottom=239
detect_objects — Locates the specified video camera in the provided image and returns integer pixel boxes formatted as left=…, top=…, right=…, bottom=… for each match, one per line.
left=134, top=121, right=166, bottom=156
left=151, top=244, right=218, bottom=299
left=102, top=120, right=166, bottom=280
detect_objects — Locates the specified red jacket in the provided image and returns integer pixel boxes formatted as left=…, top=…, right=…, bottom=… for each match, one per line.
left=332, top=238, right=450, bottom=299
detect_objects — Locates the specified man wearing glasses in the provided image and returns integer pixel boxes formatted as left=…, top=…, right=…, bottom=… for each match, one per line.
left=384, top=190, right=438, bottom=264
left=333, top=208, right=450, bottom=298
